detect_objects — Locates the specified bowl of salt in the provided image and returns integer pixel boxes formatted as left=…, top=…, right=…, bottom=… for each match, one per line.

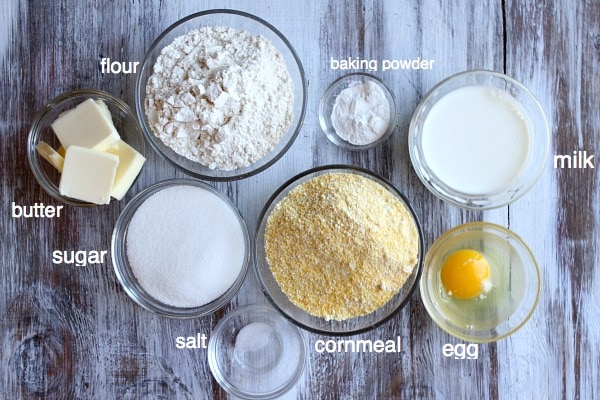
left=208, top=305, right=306, bottom=399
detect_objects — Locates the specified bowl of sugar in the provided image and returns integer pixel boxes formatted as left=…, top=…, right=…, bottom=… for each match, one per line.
left=111, top=178, right=249, bottom=318
left=408, top=70, right=550, bottom=209
left=319, top=73, right=397, bottom=149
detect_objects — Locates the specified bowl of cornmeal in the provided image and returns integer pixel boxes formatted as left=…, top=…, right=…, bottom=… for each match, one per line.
left=254, top=165, right=424, bottom=335
left=136, top=10, right=307, bottom=181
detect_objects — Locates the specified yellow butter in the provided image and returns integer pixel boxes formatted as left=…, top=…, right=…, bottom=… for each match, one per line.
left=51, top=98, right=120, bottom=151
left=105, top=139, right=146, bottom=200
left=59, top=145, right=119, bottom=204
left=36, top=141, right=64, bottom=172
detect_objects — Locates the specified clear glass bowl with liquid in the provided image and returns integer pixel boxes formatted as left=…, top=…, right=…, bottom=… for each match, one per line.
left=408, top=70, right=550, bottom=209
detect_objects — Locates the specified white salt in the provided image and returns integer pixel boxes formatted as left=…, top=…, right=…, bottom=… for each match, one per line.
left=234, top=322, right=279, bottom=370
left=126, top=185, right=246, bottom=308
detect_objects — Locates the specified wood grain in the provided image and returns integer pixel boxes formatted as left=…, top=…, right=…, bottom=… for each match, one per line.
left=1, top=0, right=598, bottom=399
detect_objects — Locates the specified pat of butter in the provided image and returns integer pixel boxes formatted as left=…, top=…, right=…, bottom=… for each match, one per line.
left=105, top=140, right=146, bottom=200
left=59, top=145, right=119, bottom=204
left=51, top=98, right=120, bottom=151
left=36, top=141, right=64, bottom=172
left=95, top=99, right=112, bottom=121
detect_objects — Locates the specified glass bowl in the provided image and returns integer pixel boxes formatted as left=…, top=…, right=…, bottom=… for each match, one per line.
left=319, top=73, right=396, bottom=149
left=420, top=222, right=541, bottom=343
left=254, top=165, right=424, bottom=335
left=111, top=178, right=250, bottom=318
left=135, top=10, right=307, bottom=181
left=27, top=89, right=145, bottom=207
left=208, top=305, right=306, bottom=399
left=408, top=70, right=550, bottom=209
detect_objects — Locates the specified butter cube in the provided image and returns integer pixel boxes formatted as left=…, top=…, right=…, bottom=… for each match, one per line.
left=105, top=140, right=146, bottom=200
left=59, top=145, right=119, bottom=204
left=36, top=141, right=64, bottom=172
left=51, top=98, right=120, bottom=151
left=95, top=99, right=112, bottom=121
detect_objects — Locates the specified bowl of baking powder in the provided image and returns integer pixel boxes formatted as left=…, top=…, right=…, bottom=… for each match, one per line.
left=319, top=73, right=397, bottom=150
left=136, top=10, right=307, bottom=180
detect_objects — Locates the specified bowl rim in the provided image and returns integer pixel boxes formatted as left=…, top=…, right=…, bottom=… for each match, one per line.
left=253, top=164, right=424, bottom=336
left=135, top=9, right=307, bottom=181
left=419, top=221, right=542, bottom=343
left=111, top=177, right=250, bottom=318
left=408, top=69, right=550, bottom=210
left=207, top=304, right=307, bottom=399
left=319, top=72, right=397, bottom=150
left=27, top=88, right=146, bottom=207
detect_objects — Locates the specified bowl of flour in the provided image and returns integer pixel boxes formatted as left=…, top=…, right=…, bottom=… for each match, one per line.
left=319, top=73, right=397, bottom=150
left=136, top=10, right=307, bottom=180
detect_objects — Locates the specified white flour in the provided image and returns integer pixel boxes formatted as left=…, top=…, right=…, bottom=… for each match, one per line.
left=145, top=27, right=294, bottom=170
left=331, top=80, right=390, bottom=145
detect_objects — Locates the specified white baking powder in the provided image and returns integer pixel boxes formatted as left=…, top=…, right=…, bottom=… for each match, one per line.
left=331, top=80, right=390, bottom=145
left=145, top=26, right=294, bottom=170
left=126, top=185, right=246, bottom=308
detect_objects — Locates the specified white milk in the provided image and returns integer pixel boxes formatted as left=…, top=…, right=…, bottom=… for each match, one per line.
left=421, top=86, right=531, bottom=195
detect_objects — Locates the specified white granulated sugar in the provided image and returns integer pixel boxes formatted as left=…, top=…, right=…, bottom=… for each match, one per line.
left=126, top=185, right=246, bottom=308
left=145, top=26, right=294, bottom=170
left=331, top=80, right=390, bottom=145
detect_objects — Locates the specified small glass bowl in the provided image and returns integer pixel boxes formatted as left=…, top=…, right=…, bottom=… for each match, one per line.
left=254, top=165, right=424, bottom=335
left=208, top=305, right=306, bottom=399
left=27, top=89, right=145, bottom=207
left=408, top=70, right=550, bottom=209
left=135, top=10, right=307, bottom=181
left=319, top=73, right=397, bottom=149
left=111, top=178, right=250, bottom=318
left=420, top=222, right=541, bottom=343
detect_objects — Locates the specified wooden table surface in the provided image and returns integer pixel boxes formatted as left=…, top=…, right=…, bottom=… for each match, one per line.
left=1, top=0, right=598, bottom=399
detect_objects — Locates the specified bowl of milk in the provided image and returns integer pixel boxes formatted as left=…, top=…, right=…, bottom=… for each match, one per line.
left=408, top=70, right=549, bottom=209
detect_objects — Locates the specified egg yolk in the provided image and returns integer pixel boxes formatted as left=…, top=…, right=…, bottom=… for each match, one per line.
left=440, top=249, right=491, bottom=299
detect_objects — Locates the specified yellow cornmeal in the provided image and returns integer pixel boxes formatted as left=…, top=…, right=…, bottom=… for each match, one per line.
left=264, top=172, right=419, bottom=321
